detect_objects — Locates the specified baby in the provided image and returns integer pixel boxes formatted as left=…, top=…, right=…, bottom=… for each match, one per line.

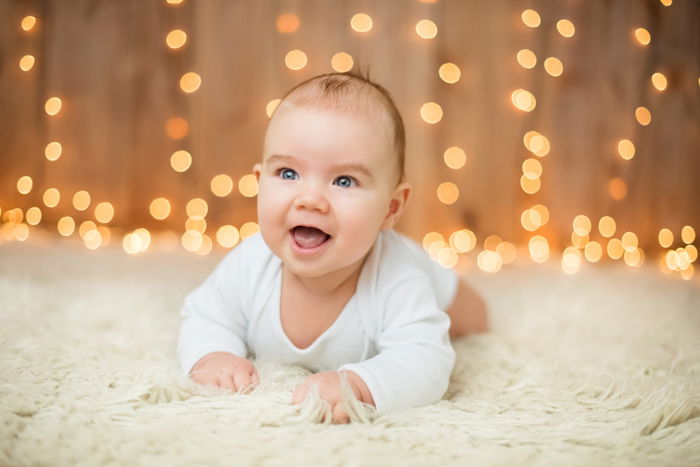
left=177, top=71, right=487, bottom=423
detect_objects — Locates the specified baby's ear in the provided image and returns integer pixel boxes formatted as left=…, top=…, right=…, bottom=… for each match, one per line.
left=253, top=163, right=262, bottom=180
left=381, top=182, right=411, bottom=230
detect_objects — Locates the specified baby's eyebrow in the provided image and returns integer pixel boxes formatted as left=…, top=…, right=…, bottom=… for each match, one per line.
left=265, top=154, right=296, bottom=166
left=332, top=163, right=373, bottom=180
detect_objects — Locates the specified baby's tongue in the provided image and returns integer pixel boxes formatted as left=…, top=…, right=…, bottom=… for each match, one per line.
left=293, top=226, right=328, bottom=249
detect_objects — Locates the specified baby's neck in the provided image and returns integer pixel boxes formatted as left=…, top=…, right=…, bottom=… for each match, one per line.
left=282, top=258, right=365, bottom=297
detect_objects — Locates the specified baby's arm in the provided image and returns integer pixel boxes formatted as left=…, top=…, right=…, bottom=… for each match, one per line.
left=291, top=370, right=374, bottom=424
left=178, top=248, right=254, bottom=390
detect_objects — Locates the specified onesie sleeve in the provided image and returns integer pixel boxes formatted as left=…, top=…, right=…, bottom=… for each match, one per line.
left=338, top=272, right=456, bottom=414
left=177, top=246, right=250, bottom=375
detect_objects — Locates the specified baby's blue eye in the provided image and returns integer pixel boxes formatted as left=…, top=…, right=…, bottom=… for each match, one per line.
left=279, top=168, right=298, bottom=180
left=334, top=176, right=357, bottom=188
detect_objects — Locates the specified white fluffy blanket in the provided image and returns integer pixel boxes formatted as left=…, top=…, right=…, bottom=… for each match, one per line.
left=1, top=242, right=698, bottom=466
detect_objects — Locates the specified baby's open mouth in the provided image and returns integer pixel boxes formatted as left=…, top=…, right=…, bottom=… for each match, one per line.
left=291, top=226, right=331, bottom=249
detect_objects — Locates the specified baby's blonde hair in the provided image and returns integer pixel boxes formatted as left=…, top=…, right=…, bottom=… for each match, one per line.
left=275, top=71, right=406, bottom=183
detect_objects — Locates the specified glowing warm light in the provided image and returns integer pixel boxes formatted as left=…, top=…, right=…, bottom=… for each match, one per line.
left=497, top=242, right=517, bottom=264
left=556, top=19, right=575, bottom=37
left=166, top=29, right=187, bottom=49
left=634, top=28, right=651, bottom=46
left=350, top=13, right=373, bottom=33
left=21, top=16, right=37, bottom=31
left=216, top=225, right=240, bottom=248
left=239, top=174, right=259, bottom=197
left=428, top=240, right=448, bottom=262
left=134, top=228, right=152, bottom=252
left=516, top=49, right=537, bottom=69
left=437, top=247, right=458, bottom=269
left=166, top=0, right=184, bottom=4
left=150, top=198, right=171, bottom=220
left=170, top=150, right=192, bottom=172
left=686, top=245, right=698, bottom=262
left=681, top=225, right=696, bottom=244
left=181, top=230, right=203, bottom=252
left=521, top=204, right=549, bottom=231
left=635, top=107, right=652, bottom=126
left=79, top=221, right=97, bottom=239
left=573, top=215, right=592, bottom=236
left=17, top=176, right=33, bottom=195
left=185, top=218, right=206, bottom=234
left=521, top=9, right=541, bottom=28
left=45, top=141, right=62, bottom=161
left=484, top=235, right=503, bottom=252
left=439, top=63, right=461, bottom=83
left=624, top=248, right=644, bottom=267
left=416, top=19, right=438, bottom=39
left=530, top=134, right=551, bottom=157
left=45, top=97, right=62, bottom=116
left=437, top=182, right=459, bottom=205
left=523, top=130, right=540, bottom=150
left=562, top=247, right=582, bottom=274
left=609, top=178, right=627, bottom=200
left=658, top=228, right=674, bottom=248
left=3, top=209, right=23, bottom=224
left=420, top=102, right=443, bottom=124
left=166, top=117, right=189, bottom=139
left=599, top=216, right=616, bottom=237
left=266, top=99, right=281, bottom=118
left=443, top=147, right=466, bottom=169
left=607, top=238, right=624, bottom=259
left=83, top=229, right=102, bottom=250
left=240, top=222, right=260, bottom=239
left=423, top=232, right=445, bottom=251
left=123, top=233, right=144, bottom=255
left=680, top=265, right=695, bottom=281
left=449, top=229, right=477, bottom=253
left=617, top=139, right=635, bottom=160
left=19, top=55, right=35, bottom=71
left=186, top=198, right=208, bottom=220
left=180, top=72, right=202, bottom=93
left=57, top=216, right=75, bottom=237
left=195, top=234, right=213, bottom=256
left=276, top=13, right=300, bottom=34
left=26, top=207, right=42, bottom=226
left=520, top=175, right=541, bottom=194
left=511, top=89, right=536, bottom=112
left=211, top=174, right=234, bottom=197
left=14, top=224, right=30, bottom=242
left=43, top=188, right=60, bottom=208
left=651, top=72, right=668, bottom=91
left=477, top=250, right=502, bottom=273
left=95, top=202, right=114, bottom=223
left=98, top=226, right=111, bottom=247
left=544, top=57, right=563, bottom=77
left=621, top=232, right=639, bottom=252
left=72, top=191, right=91, bottom=211
left=584, top=241, right=603, bottom=262
left=529, top=236, right=550, bottom=263
left=571, top=232, right=589, bottom=249
left=285, top=49, right=308, bottom=70
left=522, top=158, right=542, bottom=179
left=331, top=52, right=354, bottom=73
left=659, top=0, right=672, bottom=6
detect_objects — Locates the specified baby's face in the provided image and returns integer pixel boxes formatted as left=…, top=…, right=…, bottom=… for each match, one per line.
left=255, top=104, right=405, bottom=279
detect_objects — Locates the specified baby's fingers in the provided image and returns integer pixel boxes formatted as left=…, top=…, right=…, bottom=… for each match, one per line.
left=331, top=403, right=350, bottom=424
left=232, top=368, right=255, bottom=393
left=291, top=380, right=310, bottom=405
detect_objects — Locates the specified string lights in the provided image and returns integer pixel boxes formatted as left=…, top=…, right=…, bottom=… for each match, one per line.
left=0, top=2, right=696, bottom=282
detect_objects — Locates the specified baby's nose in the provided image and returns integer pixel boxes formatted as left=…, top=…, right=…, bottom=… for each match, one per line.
left=293, top=185, right=330, bottom=213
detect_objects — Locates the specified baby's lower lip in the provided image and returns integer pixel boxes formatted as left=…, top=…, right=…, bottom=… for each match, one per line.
left=289, top=231, right=331, bottom=256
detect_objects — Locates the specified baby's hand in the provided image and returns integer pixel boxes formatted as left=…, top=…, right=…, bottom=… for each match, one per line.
left=292, top=370, right=374, bottom=424
left=189, top=351, right=259, bottom=393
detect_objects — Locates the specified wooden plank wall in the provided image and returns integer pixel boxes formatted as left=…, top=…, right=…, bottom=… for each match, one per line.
left=0, top=0, right=698, bottom=251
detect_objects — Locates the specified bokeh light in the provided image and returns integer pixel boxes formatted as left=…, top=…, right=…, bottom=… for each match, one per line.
left=17, top=176, right=33, bottom=195
left=511, top=89, right=536, bottom=112
left=521, top=9, right=541, bottom=28
left=635, top=107, right=652, bottom=126
left=166, top=117, right=189, bottom=139
left=186, top=198, right=208, bottom=220
left=25, top=207, right=42, bottom=226
left=634, top=28, right=651, bottom=46
left=609, top=178, right=627, bottom=200
left=170, top=150, right=192, bottom=172
left=180, top=72, right=202, bottom=93
left=45, top=141, right=62, bottom=161
left=658, top=228, right=673, bottom=247
left=216, top=225, right=240, bottom=248
left=556, top=19, right=575, bottom=38
left=45, top=97, right=62, bottom=116
left=95, top=202, right=114, bottom=223
left=437, top=182, right=459, bottom=205
left=681, top=225, right=696, bottom=244
left=276, top=13, right=300, bottom=34
left=240, top=221, right=260, bottom=239
left=43, top=188, right=60, bottom=208
left=19, top=55, right=35, bottom=71
left=438, top=63, right=461, bottom=83
left=599, top=216, right=617, bottom=238
left=350, top=13, right=373, bottom=33
left=211, top=174, right=234, bottom=197
left=516, top=49, right=537, bottom=69
left=420, top=102, right=443, bottom=124
left=150, top=198, right=171, bottom=220
left=57, top=216, right=75, bottom=237
left=166, top=29, right=187, bottom=49
left=21, top=16, right=37, bottom=32
left=73, top=191, right=91, bottom=211
left=416, top=19, right=438, bottom=39
left=266, top=99, right=281, bottom=118
left=285, top=49, right=308, bottom=70
left=331, top=52, right=354, bottom=72
left=443, top=147, right=466, bottom=169
left=544, top=57, right=563, bottom=77
left=239, top=174, right=259, bottom=197
left=651, top=72, right=668, bottom=91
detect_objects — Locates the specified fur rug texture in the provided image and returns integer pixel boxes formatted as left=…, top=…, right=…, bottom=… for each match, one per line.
left=1, top=241, right=699, bottom=466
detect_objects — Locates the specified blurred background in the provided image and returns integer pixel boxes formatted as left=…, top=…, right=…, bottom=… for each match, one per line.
left=0, top=0, right=698, bottom=277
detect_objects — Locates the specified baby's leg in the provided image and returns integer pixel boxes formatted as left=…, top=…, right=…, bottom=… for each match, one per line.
left=446, top=279, right=488, bottom=339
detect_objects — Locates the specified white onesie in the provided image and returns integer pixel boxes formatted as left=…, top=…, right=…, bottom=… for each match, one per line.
left=177, top=229, right=458, bottom=414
